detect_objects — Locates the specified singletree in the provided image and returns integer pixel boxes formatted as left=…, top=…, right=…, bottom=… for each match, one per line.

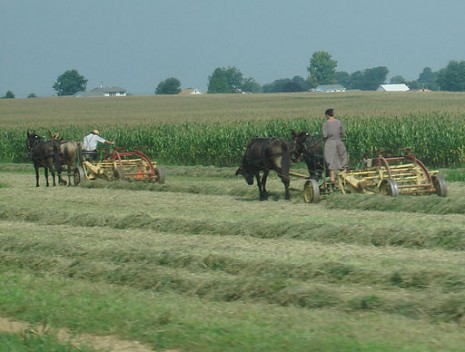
left=53, top=69, right=88, bottom=96
left=155, top=77, right=182, bottom=95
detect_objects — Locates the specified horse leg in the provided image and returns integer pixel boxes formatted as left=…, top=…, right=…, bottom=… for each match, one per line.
left=281, top=174, right=290, bottom=200
left=255, top=171, right=267, bottom=200
left=51, top=169, right=57, bottom=186
left=261, top=170, right=269, bottom=200
left=59, top=164, right=68, bottom=186
left=66, top=165, right=71, bottom=186
left=276, top=168, right=291, bottom=200
left=44, top=167, right=50, bottom=187
left=34, top=165, right=40, bottom=187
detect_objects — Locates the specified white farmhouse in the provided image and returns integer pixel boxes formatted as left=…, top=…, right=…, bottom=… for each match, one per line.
left=74, top=86, right=128, bottom=97
left=314, top=84, right=346, bottom=93
left=377, top=84, right=410, bottom=92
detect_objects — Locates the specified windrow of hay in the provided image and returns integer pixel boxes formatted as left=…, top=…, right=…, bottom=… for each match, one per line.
left=2, top=202, right=465, bottom=250
left=1, top=221, right=465, bottom=324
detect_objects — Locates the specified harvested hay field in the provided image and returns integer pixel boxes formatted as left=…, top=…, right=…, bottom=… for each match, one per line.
left=1, top=163, right=465, bottom=351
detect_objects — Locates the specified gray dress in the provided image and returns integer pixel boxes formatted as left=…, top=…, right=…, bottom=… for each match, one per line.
left=322, top=119, right=348, bottom=170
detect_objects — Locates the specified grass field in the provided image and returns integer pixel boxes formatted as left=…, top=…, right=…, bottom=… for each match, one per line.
left=1, top=92, right=465, bottom=351
left=1, top=162, right=465, bottom=351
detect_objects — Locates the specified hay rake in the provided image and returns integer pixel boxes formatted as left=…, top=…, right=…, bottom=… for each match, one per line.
left=74, top=147, right=165, bottom=185
left=291, top=152, right=447, bottom=203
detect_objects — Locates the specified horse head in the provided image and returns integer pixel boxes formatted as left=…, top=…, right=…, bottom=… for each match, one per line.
left=291, top=130, right=325, bottom=179
left=27, top=131, right=42, bottom=151
left=235, top=165, right=254, bottom=185
left=290, top=130, right=310, bottom=162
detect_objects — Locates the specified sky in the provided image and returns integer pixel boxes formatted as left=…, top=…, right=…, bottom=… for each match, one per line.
left=2, top=0, right=465, bottom=98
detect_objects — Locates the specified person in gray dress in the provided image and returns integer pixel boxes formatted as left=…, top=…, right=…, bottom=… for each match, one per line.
left=322, top=108, right=348, bottom=184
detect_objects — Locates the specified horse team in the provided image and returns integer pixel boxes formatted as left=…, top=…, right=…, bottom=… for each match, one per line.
left=235, top=131, right=322, bottom=200
left=27, top=130, right=320, bottom=201
left=26, top=131, right=80, bottom=187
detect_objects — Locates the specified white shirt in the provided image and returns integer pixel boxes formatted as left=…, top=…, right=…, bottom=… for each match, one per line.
left=82, top=133, right=107, bottom=151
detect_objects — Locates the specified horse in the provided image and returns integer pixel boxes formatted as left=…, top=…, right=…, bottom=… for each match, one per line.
left=49, top=132, right=81, bottom=186
left=291, top=130, right=325, bottom=179
left=236, top=137, right=291, bottom=200
left=26, top=131, right=62, bottom=187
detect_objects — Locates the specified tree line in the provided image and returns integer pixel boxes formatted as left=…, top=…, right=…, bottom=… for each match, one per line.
left=3, top=52, right=465, bottom=98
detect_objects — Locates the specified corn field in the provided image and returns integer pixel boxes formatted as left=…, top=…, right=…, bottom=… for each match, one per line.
left=2, top=112, right=465, bottom=167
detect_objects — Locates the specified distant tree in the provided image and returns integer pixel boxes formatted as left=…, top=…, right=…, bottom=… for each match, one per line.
left=27, top=93, right=37, bottom=98
left=2, top=90, right=15, bottom=98
left=290, top=76, right=311, bottom=91
left=262, top=76, right=309, bottom=93
left=349, top=70, right=364, bottom=89
left=436, top=60, right=465, bottom=91
left=208, top=68, right=230, bottom=93
left=390, top=75, right=406, bottom=84
left=350, top=66, right=388, bottom=90
left=406, top=80, right=421, bottom=90
left=417, top=67, right=438, bottom=90
left=335, top=71, right=351, bottom=87
left=53, top=69, right=88, bottom=96
left=207, top=66, right=255, bottom=93
left=364, top=66, right=389, bottom=90
left=224, top=66, right=244, bottom=92
left=307, top=51, right=337, bottom=88
left=155, top=77, right=181, bottom=95
left=262, top=79, right=291, bottom=93
left=241, top=77, right=261, bottom=93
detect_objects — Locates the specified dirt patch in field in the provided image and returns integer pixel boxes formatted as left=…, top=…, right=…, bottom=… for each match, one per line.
left=0, top=316, right=173, bottom=352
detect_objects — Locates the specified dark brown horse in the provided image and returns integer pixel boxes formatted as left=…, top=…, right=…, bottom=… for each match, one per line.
left=291, top=130, right=325, bottom=179
left=236, top=137, right=291, bottom=200
left=49, top=132, right=81, bottom=186
left=27, top=132, right=62, bottom=187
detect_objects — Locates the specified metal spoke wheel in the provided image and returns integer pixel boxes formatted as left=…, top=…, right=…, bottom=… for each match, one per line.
left=432, top=174, right=447, bottom=197
left=73, top=166, right=86, bottom=186
left=303, top=179, right=320, bottom=203
left=155, top=167, right=166, bottom=184
left=379, top=178, right=399, bottom=197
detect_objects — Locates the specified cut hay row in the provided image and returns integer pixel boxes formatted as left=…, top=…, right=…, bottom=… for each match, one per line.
left=1, top=169, right=465, bottom=351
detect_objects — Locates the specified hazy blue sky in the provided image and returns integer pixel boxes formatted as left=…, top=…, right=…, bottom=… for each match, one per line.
left=2, top=0, right=465, bottom=97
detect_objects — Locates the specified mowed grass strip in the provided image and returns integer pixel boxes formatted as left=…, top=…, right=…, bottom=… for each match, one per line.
left=2, top=222, right=465, bottom=350
left=4, top=272, right=465, bottom=352
left=2, top=166, right=465, bottom=350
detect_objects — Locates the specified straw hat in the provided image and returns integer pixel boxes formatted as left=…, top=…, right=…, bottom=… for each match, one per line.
left=92, top=129, right=100, bottom=135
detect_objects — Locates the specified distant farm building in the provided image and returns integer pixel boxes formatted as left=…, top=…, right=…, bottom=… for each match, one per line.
left=377, top=84, right=410, bottom=92
left=75, top=86, right=128, bottom=97
left=179, top=88, right=203, bottom=95
left=314, top=84, right=346, bottom=93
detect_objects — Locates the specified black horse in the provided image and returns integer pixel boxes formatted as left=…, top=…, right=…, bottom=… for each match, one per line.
left=27, top=132, right=62, bottom=187
left=291, top=130, right=325, bottom=179
left=236, top=137, right=291, bottom=200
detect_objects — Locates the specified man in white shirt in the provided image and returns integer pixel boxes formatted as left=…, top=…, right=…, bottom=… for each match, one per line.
left=82, top=129, right=114, bottom=160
